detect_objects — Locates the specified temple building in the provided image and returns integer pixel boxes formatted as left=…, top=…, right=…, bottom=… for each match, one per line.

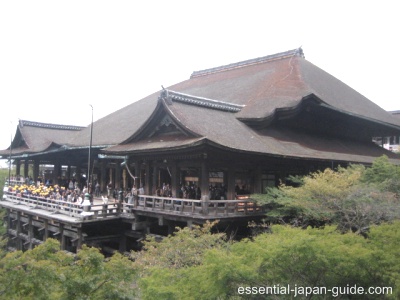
left=1, top=48, right=400, bottom=252
left=373, top=110, right=400, bottom=152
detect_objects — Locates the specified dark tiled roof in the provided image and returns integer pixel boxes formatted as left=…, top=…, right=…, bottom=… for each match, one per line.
left=4, top=48, right=400, bottom=165
left=69, top=91, right=160, bottom=147
left=0, top=120, right=84, bottom=156
left=80, top=49, right=400, bottom=152
left=168, top=49, right=400, bottom=128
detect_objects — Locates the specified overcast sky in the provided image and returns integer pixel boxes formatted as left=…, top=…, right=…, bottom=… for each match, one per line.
left=1, top=0, right=399, bottom=153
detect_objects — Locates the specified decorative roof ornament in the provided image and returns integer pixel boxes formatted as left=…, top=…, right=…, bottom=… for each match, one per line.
left=190, top=47, right=305, bottom=78
left=159, top=89, right=245, bottom=113
left=19, top=120, right=85, bottom=131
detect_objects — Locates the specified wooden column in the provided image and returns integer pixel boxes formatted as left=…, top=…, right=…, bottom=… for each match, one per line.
left=152, top=165, right=159, bottom=194
left=145, top=162, right=151, bottom=195
left=43, top=219, right=49, bottom=241
left=67, top=165, right=71, bottom=181
left=115, top=162, right=121, bottom=189
left=254, top=167, right=262, bottom=194
left=76, top=227, right=83, bottom=250
left=227, top=168, right=236, bottom=200
left=101, top=161, right=107, bottom=193
left=109, top=167, right=114, bottom=187
left=54, top=160, right=61, bottom=185
left=76, top=165, right=82, bottom=187
left=6, top=209, right=12, bottom=230
left=200, top=160, right=209, bottom=201
left=135, top=161, right=141, bottom=189
left=59, top=223, right=66, bottom=250
left=170, top=161, right=178, bottom=198
left=15, top=160, right=21, bottom=177
left=28, top=215, right=33, bottom=250
left=16, top=211, right=22, bottom=250
left=33, top=160, right=40, bottom=182
left=122, top=169, right=127, bottom=190
left=24, top=160, right=29, bottom=179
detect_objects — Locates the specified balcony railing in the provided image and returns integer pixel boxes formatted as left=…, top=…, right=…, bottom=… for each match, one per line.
left=121, top=195, right=264, bottom=218
left=1, top=191, right=265, bottom=221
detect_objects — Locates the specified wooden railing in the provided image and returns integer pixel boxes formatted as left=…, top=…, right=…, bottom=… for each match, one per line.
left=120, top=195, right=264, bottom=218
left=2, top=192, right=265, bottom=220
left=3, top=192, right=120, bottom=220
left=4, top=177, right=26, bottom=186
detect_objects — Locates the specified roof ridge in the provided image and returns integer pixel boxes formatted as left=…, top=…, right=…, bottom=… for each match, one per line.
left=159, top=89, right=245, bottom=112
left=19, top=120, right=85, bottom=131
left=190, top=48, right=304, bottom=79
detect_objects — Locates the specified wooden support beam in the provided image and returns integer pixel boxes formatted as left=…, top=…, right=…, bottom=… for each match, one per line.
left=28, top=215, right=33, bottom=250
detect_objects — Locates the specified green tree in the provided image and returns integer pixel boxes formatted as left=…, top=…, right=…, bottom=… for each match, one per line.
left=134, top=221, right=229, bottom=299
left=362, top=155, right=400, bottom=194
left=252, top=160, right=400, bottom=232
left=132, top=221, right=226, bottom=272
left=0, top=239, right=137, bottom=300
left=137, top=223, right=400, bottom=299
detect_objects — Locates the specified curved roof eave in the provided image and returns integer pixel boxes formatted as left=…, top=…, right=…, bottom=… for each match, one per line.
left=103, top=136, right=207, bottom=155
left=317, top=101, right=400, bottom=132
left=238, top=92, right=400, bottom=132
left=6, top=144, right=107, bottom=160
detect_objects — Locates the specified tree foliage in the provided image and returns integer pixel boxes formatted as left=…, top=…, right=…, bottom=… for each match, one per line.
left=132, top=221, right=226, bottom=271
left=252, top=157, right=400, bottom=233
left=136, top=222, right=400, bottom=299
left=0, top=239, right=137, bottom=300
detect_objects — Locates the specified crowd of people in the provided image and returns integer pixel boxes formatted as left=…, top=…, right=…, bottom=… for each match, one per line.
left=7, top=175, right=252, bottom=205
left=7, top=178, right=93, bottom=206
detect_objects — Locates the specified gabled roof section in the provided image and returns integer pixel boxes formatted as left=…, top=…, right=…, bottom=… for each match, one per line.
left=0, top=120, right=85, bottom=157
left=120, top=91, right=202, bottom=144
left=167, top=48, right=400, bottom=131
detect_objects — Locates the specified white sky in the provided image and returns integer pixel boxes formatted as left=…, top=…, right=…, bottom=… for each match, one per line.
left=0, top=0, right=399, bottom=153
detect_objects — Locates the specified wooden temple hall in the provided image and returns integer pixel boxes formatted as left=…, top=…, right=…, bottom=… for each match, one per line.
left=1, top=48, right=400, bottom=253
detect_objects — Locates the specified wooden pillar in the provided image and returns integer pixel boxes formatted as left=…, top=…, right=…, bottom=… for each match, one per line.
left=101, top=161, right=107, bottom=193
left=122, top=169, right=127, bottom=190
left=28, top=215, right=33, bottom=250
left=43, top=219, right=49, bottom=241
left=115, top=162, right=121, bottom=189
left=54, top=160, right=61, bottom=185
left=227, top=168, right=236, bottom=200
left=67, top=165, right=71, bottom=181
left=59, top=223, right=66, bottom=250
left=16, top=211, right=22, bottom=250
left=76, top=165, right=82, bottom=187
left=24, top=160, right=29, bottom=179
left=6, top=209, right=12, bottom=230
left=109, top=167, right=113, bottom=187
left=254, top=167, right=262, bottom=194
left=33, top=160, right=40, bottom=182
left=200, top=160, right=209, bottom=201
left=145, top=162, right=151, bottom=195
left=170, top=161, right=178, bottom=198
left=16, top=160, right=21, bottom=177
left=76, top=227, right=83, bottom=250
left=152, top=165, right=159, bottom=194
left=135, top=161, right=141, bottom=189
